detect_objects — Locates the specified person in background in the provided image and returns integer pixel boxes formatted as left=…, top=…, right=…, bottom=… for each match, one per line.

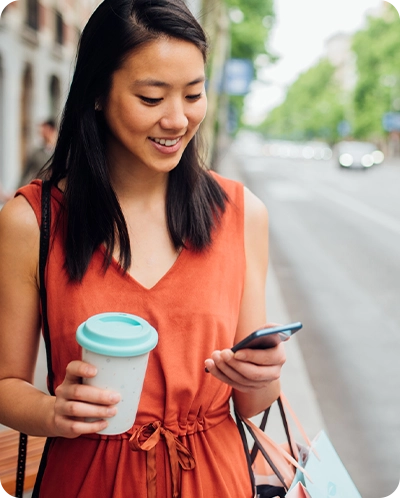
left=0, top=1, right=286, bottom=497
left=18, top=119, right=58, bottom=187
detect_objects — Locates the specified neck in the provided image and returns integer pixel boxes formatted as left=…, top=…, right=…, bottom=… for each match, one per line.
left=110, top=164, right=169, bottom=209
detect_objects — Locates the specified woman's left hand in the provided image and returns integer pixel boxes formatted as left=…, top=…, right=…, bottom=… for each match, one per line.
left=204, top=342, right=286, bottom=393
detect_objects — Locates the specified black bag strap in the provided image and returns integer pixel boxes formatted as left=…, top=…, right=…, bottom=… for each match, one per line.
left=234, top=409, right=256, bottom=494
left=15, top=180, right=53, bottom=498
left=15, top=433, right=27, bottom=498
left=250, top=405, right=271, bottom=464
left=39, top=180, right=55, bottom=396
left=238, top=412, right=288, bottom=491
left=235, top=395, right=298, bottom=496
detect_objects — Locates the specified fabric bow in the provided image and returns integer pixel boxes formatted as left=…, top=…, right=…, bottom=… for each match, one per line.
left=129, top=421, right=196, bottom=498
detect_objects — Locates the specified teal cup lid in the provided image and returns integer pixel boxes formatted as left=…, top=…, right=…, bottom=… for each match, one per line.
left=76, top=312, right=158, bottom=357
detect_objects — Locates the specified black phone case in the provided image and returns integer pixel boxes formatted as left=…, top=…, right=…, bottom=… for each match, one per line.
left=231, top=322, right=303, bottom=352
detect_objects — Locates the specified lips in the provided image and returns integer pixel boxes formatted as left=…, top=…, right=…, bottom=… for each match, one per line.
left=149, top=136, right=182, bottom=147
left=148, top=135, right=183, bottom=155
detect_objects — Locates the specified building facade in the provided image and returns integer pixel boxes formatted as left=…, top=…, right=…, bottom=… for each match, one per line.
left=0, top=0, right=224, bottom=192
left=0, top=0, right=101, bottom=191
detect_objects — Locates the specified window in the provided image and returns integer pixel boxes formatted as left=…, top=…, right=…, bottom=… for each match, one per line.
left=26, top=0, right=39, bottom=31
left=55, top=10, right=64, bottom=45
left=49, top=75, right=61, bottom=120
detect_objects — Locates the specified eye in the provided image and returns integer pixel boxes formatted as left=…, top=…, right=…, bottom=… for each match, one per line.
left=139, top=96, right=163, bottom=105
left=186, top=93, right=203, bottom=101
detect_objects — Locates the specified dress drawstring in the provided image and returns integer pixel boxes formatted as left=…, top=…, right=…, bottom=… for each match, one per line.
left=129, top=421, right=196, bottom=498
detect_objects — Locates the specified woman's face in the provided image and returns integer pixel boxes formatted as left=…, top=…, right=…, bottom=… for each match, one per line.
left=102, top=37, right=207, bottom=176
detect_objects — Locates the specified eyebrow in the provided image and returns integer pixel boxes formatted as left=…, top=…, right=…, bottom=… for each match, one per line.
left=132, top=76, right=206, bottom=88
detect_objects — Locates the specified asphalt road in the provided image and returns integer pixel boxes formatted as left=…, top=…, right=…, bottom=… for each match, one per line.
left=234, top=148, right=400, bottom=498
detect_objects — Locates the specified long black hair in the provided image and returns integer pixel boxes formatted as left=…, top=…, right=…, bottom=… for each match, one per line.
left=48, top=0, right=228, bottom=282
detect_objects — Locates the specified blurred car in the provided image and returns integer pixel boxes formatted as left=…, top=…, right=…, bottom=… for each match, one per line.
left=335, top=141, right=384, bottom=169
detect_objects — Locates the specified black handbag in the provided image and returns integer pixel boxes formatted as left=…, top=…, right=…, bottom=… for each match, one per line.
left=15, top=180, right=55, bottom=498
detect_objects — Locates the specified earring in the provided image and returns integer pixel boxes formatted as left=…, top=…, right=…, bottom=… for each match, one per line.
left=95, top=100, right=102, bottom=111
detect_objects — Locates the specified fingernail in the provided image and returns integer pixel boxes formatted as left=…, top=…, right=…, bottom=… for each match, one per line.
left=109, top=393, right=121, bottom=403
left=204, top=359, right=213, bottom=372
left=221, top=349, right=234, bottom=361
left=234, top=352, right=246, bottom=360
left=86, top=366, right=97, bottom=376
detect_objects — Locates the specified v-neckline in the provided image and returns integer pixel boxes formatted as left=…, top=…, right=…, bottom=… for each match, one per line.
left=46, top=182, right=187, bottom=291
left=102, top=244, right=187, bottom=292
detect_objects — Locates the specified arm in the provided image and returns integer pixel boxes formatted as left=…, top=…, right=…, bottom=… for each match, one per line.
left=205, top=187, right=285, bottom=418
left=0, top=197, right=119, bottom=437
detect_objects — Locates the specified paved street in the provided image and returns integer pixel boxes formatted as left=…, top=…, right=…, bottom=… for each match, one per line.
left=220, top=140, right=400, bottom=498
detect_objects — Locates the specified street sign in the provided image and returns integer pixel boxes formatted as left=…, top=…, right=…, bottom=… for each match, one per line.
left=224, top=58, right=253, bottom=96
left=382, top=112, right=400, bottom=132
left=337, top=120, right=352, bottom=137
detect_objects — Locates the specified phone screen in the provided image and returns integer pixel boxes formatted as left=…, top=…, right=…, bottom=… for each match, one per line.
left=231, top=322, right=303, bottom=352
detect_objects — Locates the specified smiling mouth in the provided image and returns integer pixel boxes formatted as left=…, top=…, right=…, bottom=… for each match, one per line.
left=149, top=136, right=182, bottom=147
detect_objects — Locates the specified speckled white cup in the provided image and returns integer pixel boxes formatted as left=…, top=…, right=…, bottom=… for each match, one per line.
left=76, top=312, right=158, bottom=435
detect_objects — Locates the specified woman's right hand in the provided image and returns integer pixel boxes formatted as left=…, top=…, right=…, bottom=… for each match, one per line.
left=53, top=360, right=121, bottom=438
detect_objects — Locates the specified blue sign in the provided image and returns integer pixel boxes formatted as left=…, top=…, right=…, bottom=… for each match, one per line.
left=337, top=120, right=351, bottom=137
left=382, top=112, right=400, bottom=132
left=224, top=59, right=253, bottom=96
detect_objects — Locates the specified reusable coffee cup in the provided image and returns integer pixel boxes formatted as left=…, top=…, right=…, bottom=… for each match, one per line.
left=76, top=312, right=158, bottom=435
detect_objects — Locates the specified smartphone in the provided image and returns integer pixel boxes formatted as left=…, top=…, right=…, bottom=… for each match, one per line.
left=231, top=322, right=303, bottom=352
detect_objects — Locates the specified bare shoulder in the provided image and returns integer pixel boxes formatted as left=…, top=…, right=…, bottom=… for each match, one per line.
left=0, top=196, right=40, bottom=278
left=243, top=186, right=268, bottom=231
left=0, top=195, right=39, bottom=240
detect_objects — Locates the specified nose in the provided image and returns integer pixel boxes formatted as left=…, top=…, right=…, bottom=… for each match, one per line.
left=159, top=100, right=189, bottom=131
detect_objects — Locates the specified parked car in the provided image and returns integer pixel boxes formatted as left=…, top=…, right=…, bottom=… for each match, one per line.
left=335, top=141, right=384, bottom=169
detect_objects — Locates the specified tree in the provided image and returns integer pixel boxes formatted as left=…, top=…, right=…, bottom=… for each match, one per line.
left=224, top=0, right=276, bottom=130
left=259, top=59, right=345, bottom=143
left=227, top=0, right=275, bottom=61
left=352, top=4, right=400, bottom=140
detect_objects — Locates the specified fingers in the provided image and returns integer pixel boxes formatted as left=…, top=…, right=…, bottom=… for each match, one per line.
left=64, top=360, right=98, bottom=383
left=205, top=344, right=286, bottom=393
left=53, top=417, right=110, bottom=438
left=53, top=360, right=121, bottom=438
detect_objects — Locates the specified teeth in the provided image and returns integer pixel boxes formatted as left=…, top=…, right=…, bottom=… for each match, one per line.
left=152, top=137, right=180, bottom=147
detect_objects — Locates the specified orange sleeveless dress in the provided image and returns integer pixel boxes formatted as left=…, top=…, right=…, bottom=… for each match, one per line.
left=17, top=172, right=253, bottom=498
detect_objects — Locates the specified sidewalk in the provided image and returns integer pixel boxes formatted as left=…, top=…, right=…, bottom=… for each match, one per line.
left=217, top=148, right=326, bottom=443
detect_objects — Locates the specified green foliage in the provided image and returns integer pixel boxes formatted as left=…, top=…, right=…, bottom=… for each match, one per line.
left=227, top=0, right=274, bottom=61
left=352, top=5, right=400, bottom=138
left=259, top=59, right=345, bottom=143
left=256, top=4, right=400, bottom=143
left=224, top=0, right=275, bottom=131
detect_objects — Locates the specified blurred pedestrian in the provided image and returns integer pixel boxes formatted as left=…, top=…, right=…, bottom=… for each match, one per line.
left=18, top=119, right=57, bottom=187
left=0, top=1, right=285, bottom=497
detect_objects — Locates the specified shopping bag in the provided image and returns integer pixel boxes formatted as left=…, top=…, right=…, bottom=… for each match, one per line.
left=243, top=416, right=312, bottom=495
left=291, top=429, right=362, bottom=498
left=237, top=393, right=362, bottom=498
left=286, top=482, right=312, bottom=498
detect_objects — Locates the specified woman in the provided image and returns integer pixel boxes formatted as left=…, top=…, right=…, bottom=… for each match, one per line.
left=0, top=0, right=285, bottom=496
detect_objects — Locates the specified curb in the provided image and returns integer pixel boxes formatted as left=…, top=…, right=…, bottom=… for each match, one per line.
left=216, top=149, right=326, bottom=442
